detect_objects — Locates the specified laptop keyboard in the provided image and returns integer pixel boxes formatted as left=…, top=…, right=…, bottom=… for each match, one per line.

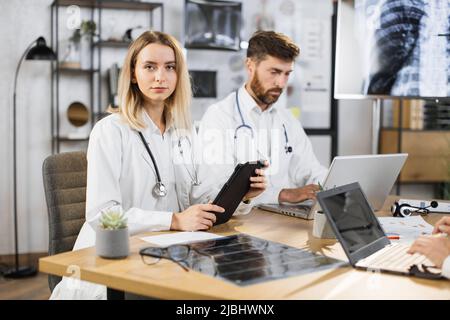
left=356, top=243, right=433, bottom=273
left=259, top=203, right=312, bottom=218
left=278, top=204, right=311, bottom=212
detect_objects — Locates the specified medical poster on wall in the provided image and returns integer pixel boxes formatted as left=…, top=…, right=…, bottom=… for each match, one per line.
left=240, top=0, right=333, bottom=129
left=286, top=1, right=332, bottom=129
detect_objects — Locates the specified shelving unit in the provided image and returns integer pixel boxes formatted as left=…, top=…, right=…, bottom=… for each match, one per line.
left=55, top=0, right=163, bottom=10
left=50, top=0, right=164, bottom=153
left=380, top=128, right=450, bottom=182
left=379, top=99, right=450, bottom=197
left=93, top=40, right=133, bottom=47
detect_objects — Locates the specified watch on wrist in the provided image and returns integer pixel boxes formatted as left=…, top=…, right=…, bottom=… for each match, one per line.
left=242, top=197, right=251, bottom=204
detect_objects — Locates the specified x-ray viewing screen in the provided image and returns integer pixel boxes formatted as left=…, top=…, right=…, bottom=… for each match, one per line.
left=335, top=0, right=450, bottom=98
left=184, top=0, right=242, bottom=51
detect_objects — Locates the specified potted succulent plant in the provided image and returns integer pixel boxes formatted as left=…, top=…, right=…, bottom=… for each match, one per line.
left=96, top=210, right=129, bottom=259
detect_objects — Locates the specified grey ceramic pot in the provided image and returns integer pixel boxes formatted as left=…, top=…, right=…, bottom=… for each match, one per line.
left=96, top=227, right=129, bottom=259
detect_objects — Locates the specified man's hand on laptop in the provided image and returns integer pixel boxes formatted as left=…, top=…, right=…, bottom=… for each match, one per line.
left=278, top=184, right=320, bottom=203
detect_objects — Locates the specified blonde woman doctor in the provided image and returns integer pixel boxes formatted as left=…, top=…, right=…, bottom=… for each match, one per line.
left=50, top=31, right=266, bottom=300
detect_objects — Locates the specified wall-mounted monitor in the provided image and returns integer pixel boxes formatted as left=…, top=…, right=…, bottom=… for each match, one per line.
left=184, top=0, right=242, bottom=51
left=335, top=0, right=450, bottom=99
left=189, top=70, right=217, bottom=98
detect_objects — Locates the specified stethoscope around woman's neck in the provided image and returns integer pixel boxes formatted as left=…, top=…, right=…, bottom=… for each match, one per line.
left=138, top=131, right=201, bottom=198
left=234, top=89, right=293, bottom=154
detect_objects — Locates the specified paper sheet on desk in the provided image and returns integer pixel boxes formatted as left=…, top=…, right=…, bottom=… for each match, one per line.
left=140, top=232, right=224, bottom=247
left=378, top=216, right=434, bottom=243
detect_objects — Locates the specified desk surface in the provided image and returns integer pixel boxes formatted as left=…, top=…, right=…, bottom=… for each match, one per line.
left=39, top=197, right=450, bottom=299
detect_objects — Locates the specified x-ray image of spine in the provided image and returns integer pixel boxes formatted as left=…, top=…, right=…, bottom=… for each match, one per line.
left=361, top=0, right=450, bottom=97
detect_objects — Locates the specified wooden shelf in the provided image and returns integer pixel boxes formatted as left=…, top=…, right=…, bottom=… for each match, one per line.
left=57, top=67, right=99, bottom=73
left=93, top=40, right=131, bottom=48
left=380, top=129, right=450, bottom=183
left=55, top=137, right=89, bottom=142
left=53, top=0, right=163, bottom=11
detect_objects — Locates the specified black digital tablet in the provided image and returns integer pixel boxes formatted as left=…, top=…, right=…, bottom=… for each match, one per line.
left=212, top=160, right=264, bottom=226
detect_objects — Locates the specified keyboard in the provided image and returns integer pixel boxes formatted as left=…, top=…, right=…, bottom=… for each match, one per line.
left=278, top=204, right=311, bottom=213
left=356, top=243, right=433, bottom=273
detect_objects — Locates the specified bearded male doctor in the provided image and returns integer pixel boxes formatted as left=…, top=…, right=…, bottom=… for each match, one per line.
left=199, top=30, right=327, bottom=206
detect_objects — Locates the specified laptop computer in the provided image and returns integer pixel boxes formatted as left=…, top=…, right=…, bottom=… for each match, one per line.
left=258, top=153, right=408, bottom=220
left=317, top=182, right=438, bottom=276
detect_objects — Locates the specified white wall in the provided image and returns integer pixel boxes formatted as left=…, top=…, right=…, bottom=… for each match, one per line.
left=0, top=0, right=54, bottom=255
left=2, top=0, right=425, bottom=255
left=338, top=99, right=372, bottom=155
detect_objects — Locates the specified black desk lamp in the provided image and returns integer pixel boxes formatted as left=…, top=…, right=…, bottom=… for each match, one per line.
left=4, top=37, right=56, bottom=279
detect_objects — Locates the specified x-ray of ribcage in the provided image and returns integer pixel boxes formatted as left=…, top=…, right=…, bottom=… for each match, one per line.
left=364, top=0, right=450, bottom=97
left=185, top=1, right=241, bottom=51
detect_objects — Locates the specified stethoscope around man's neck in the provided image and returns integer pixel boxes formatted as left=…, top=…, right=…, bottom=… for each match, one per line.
left=234, top=89, right=293, bottom=155
left=138, top=131, right=200, bottom=198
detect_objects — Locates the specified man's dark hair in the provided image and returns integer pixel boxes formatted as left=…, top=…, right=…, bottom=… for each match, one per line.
left=247, top=30, right=300, bottom=63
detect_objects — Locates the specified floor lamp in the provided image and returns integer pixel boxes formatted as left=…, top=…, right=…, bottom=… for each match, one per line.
left=4, top=37, right=56, bottom=279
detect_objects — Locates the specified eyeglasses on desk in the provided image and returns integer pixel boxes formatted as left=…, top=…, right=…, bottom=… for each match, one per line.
left=139, top=244, right=218, bottom=275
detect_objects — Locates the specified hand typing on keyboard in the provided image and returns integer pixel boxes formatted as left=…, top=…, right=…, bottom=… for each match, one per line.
left=278, top=184, right=321, bottom=203
left=408, top=217, right=450, bottom=269
left=433, top=216, right=450, bottom=235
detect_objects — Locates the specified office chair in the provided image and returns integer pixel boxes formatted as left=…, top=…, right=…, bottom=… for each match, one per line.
left=42, top=151, right=87, bottom=292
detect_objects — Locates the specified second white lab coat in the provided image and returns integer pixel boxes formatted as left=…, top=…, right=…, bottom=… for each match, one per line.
left=199, top=86, right=328, bottom=205
left=50, top=111, right=251, bottom=300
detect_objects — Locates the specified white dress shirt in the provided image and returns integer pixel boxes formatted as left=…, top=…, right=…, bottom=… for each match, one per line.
left=199, top=85, right=328, bottom=205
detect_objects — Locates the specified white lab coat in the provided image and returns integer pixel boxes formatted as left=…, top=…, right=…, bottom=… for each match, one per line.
left=50, top=111, right=251, bottom=300
left=199, top=86, right=328, bottom=205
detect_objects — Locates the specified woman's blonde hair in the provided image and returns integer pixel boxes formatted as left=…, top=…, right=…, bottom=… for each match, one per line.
left=113, top=31, right=192, bottom=131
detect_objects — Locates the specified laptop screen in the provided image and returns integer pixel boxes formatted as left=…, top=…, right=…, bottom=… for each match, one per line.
left=318, top=185, right=386, bottom=254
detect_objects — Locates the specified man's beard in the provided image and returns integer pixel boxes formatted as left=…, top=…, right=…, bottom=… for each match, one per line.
left=249, top=73, right=283, bottom=106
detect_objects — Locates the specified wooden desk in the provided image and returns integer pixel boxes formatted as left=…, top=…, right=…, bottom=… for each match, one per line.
left=39, top=197, right=450, bottom=299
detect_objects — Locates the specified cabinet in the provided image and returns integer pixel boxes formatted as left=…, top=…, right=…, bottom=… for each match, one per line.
left=379, top=99, right=450, bottom=184
left=50, top=0, right=164, bottom=153
left=380, top=129, right=450, bottom=182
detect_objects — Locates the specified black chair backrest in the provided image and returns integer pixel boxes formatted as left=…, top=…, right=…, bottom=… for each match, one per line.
left=42, top=151, right=87, bottom=292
